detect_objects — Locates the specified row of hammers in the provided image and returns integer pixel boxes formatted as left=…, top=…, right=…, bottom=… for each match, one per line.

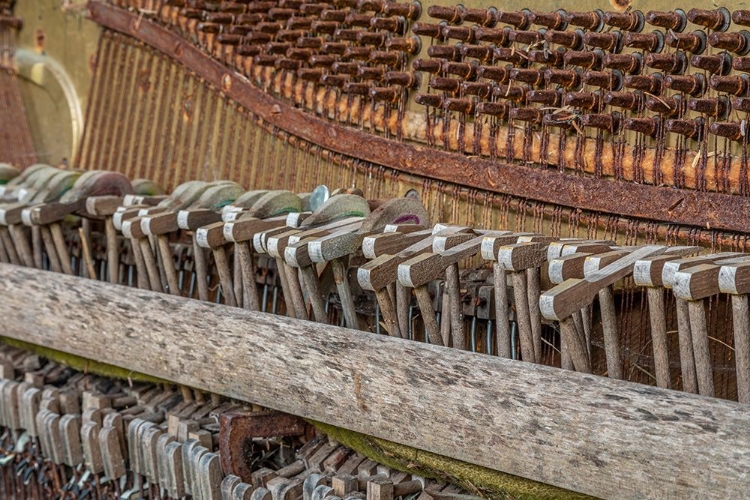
left=0, top=164, right=748, bottom=402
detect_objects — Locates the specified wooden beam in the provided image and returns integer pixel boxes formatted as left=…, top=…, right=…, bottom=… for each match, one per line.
left=0, top=264, right=749, bottom=498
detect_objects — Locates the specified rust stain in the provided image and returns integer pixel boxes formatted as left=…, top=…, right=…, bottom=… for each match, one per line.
left=34, top=28, right=46, bottom=53
left=88, top=51, right=98, bottom=75
left=137, top=69, right=151, bottom=92
left=610, top=0, right=633, bottom=11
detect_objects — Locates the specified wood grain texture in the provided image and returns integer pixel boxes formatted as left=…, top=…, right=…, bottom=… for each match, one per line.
left=2, top=265, right=750, bottom=498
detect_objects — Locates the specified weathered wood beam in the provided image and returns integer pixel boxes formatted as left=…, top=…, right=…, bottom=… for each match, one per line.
left=0, top=264, right=749, bottom=499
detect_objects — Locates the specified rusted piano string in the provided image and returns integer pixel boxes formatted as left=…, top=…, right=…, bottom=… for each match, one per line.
left=0, top=347, right=465, bottom=500
left=105, top=0, right=750, bottom=196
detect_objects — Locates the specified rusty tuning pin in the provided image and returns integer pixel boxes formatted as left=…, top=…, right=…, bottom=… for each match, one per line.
left=345, top=13, right=374, bottom=27
left=427, top=45, right=461, bottom=61
left=310, top=54, right=338, bottom=67
left=370, top=17, right=403, bottom=33
left=564, top=91, right=601, bottom=110
left=382, top=1, right=421, bottom=20
left=369, top=87, right=400, bottom=102
left=296, top=37, right=323, bottom=49
left=491, top=84, right=527, bottom=101
left=386, top=37, right=421, bottom=55
left=644, top=52, right=687, bottom=74
left=321, top=74, right=349, bottom=88
left=665, top=30, right=706, bottom=54
left=664, top=74, right=706, bottom=97
left=473, top=26, right=510, bottom=45
left=545, top=69, right=581, bottom=89
left=356, top=31, right=386, bottom=47
left=298, top=4, right=325, bottom=15
left=461, top=8, right=497, bottom=27
left=583, top=70, right=623, bottom=91
left=528, top=89, right=562, bottom=106
left=412, top=22, right=445, bottom=40
left=427, top=5, right=464, bottom=24
left=710, top=75, right=749, bottom=96
left=311, top=21, right=338, bottom=34
left=297, top=68, right=325, bottom=82
left=415, top=93, right=444, bottom=108
left=412, top=59, right=442, bottom=74
left=733, top=10, right=750, bottom=27
left=508, top=29, right=544, bottom=46
left=460, top=44, right=494, bottom=62
left=344, top=82, right=372, bottom=95
left=688, top=96, right=729, bottom=119
left=665, top=118, right=705, bottom=140
left=603, top=53, right=642, bottom=74
left=691, top=53, right=732, bottom=75
left=708, top=31, right=750, bottom=55
left=321, top=9, right=347, bottom=22
left=441, top=25, right=475, bottom=42
left=545, top=29, right=583, bottom=50
left=645, top=9, right=687, bottom=31
left=734, top=97, right=750, bottom=113
left=429, top=77, right=461, bottom=93
left=710, top=121, right=745, bottom=141
left=530, top=10, right=567, bottom=30
left=496, top=10, right=532, bottom=29
left=358, top=65, right=385, bottom=81
left=563, top=50, right=602, bottom=70
left=528, top=48, right=565, bottom=67
left=565, top=10, right=603, bottom=31
left=581, top=112, right=622, bottom=133
left=477, top=65, right=510, bottom=83
left=493, top=47, right=528, bottom=65
left=509, top=107, right=544, bottom=124
left=624, top=74, right=662, bottom=94
left=687, top=8, right=730, bottom=31
left=369, top=51, right=401, bottom=67
left=734, top=57, right=750, bottom=73
left=509, top=68, right=544, bottom=86
left=384, top=71, right=421, bottom=89
left=582, top=32, right=620, bottom=52
left=543, top=111, right=577, bottom=129
left=603, top=10, right=644, bottom=32
left=443, top=98, right=475, bottom=113
left=622, top=31, right=663, bottom=53
left=624, top=116, right=660, bottom=137
left=475, top=101, right=509, bottom=118
left=443, top=61, right=477, bottom=79
left=604, top=91, right=642, bottom=111
left=645, top=94, right=681, bottom=116
left=358, top=0, right=385, bottom=13
left=236, top=45, right=262, bottom=57
left=460, top=82, right=492, bottom=97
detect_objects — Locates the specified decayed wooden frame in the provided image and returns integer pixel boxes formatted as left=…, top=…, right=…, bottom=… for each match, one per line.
left=0, top=264, right=749, bottom=498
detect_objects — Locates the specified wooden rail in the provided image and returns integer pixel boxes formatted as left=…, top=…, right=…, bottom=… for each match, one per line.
left=1, top=263, right=749, bottom=498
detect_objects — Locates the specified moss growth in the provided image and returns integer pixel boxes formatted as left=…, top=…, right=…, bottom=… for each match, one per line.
left=0, top=339, right=595, bottom=499
left=311, top=421, right=596, bottom=500
left=1, top=337, right=165, bottom=384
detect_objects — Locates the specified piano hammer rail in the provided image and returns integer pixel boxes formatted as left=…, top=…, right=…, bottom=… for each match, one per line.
left=0, top=264, right=749, bottom=499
